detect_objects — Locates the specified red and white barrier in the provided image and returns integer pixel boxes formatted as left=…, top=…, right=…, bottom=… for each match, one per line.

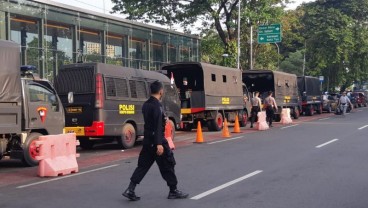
left=35, top=133, right=79, bottom=177
left=256, top=111, right=269, bottom=131
left=280, top=108, right=293, bottom=125
left=165, top=122, right=175, bottom=150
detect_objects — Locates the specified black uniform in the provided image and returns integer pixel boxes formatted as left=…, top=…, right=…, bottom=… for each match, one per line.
left=130, top=96, right=178, bottom=190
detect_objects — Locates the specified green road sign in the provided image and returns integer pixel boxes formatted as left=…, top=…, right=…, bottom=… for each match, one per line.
left=258, top=24, right=282, bottom=44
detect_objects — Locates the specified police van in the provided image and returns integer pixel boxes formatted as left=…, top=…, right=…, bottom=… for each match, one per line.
left=55, top=63, right=180, bottom=149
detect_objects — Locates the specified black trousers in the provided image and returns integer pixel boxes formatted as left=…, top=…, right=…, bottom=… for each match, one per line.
left=266, top=106, right=274, bottom=125
left=130, top=144, right=178, bottom=188
left=250, top=106, right=260, bottom=126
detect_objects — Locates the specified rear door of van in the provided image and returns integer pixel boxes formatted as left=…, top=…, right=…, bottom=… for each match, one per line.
left=55, top=66, right=95, bottom=134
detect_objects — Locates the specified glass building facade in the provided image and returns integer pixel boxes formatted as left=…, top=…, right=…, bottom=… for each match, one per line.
left=0, top=0, right=200, bottom=82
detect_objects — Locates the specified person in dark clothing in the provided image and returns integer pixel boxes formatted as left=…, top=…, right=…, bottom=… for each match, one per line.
left=264, top=91, right=278, bottom=127
left=122, top=81, right=188, bottom=201
left=250, top=91, right=262, bottom=128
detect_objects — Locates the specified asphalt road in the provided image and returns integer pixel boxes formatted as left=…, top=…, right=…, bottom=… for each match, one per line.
left=1, top=108, right=368, bottom=208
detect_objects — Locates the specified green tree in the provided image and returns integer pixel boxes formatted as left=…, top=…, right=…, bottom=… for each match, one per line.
left=112, top=0, right=289, bottom=68
left=280, top=50, right=304, bottom=75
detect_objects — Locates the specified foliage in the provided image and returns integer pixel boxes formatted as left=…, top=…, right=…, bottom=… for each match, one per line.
left=280, top=50, right=304, bottom=75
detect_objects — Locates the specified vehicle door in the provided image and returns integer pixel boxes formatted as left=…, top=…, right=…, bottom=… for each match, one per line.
left=24, top=80, right=64, bottom=134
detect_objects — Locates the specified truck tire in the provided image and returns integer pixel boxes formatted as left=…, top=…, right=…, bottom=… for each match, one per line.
left=208, top=112, right=223, bottom=132
left=316, top=104, right=323, bottom=114
left=239, top=110, right=248, bottom=127
left=293, top=107, right=300, bottom=119
left=22, top=132, right=42, bottom=167
left=183, top=123, right=193, bottom=132
left=364, top=103, right=367, bottom=107
left=117, top=123, right=136, bottom=149
left=79, top=137, right=95, bottom=150
left=306, top=106, right=314, bottom=116
left=274, top=114, right=281, bottom=122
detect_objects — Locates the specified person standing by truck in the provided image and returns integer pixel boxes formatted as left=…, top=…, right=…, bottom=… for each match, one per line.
left=122, top=81, right=188, bottom=201
left=264, top=91, right=278, bottom=127
left=250, top=91, right=262, bottom=128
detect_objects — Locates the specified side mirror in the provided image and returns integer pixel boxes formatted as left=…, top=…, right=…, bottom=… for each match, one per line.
left=68, top=92, right=74, bottom=104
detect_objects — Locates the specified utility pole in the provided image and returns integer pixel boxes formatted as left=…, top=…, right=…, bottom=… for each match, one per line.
left=302, top=41, right=306, bottom=76
left=250, top=26, right=253, bottom=70
left=237, top=0, right=241, bottom=70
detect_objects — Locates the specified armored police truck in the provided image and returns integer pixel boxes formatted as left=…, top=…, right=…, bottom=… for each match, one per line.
left=242, top=70, right=301, bottom=120
left=54, top=63, right=180, bottom=149
left=297, top=76, right=323, bottom=116
left=0, top=40, right=65, bottom=166
left=161, top=62, right=248, bottom=132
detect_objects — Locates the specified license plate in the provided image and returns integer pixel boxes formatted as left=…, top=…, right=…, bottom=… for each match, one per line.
left=66, top=107, right=82, bottom=114
left=64, top=127, right=85, bottom=136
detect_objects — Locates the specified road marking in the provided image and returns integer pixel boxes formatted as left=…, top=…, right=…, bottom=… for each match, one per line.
left=16, top=164, right=119, bottom=189
left=316, top=139, right=339, bottom=148
left=208, top=136, right=244, bottom=144
left=358, top=125, right=368, bottom=130
left=190, top=170, right=263, bottom=200
left=319, top=118, right=330, bottom=121
left=280, top=124, right=299, bottom=129
left=357, top=110, right=363, bottom=112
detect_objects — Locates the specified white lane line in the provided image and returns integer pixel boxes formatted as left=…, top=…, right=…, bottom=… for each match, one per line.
left=357, top=110, right=363, bottom=112
left=316, top=139, right=339, bottom=148
left=17, top=164, right=119, bottom=189
left=280, top=124, right=299, bottom=130
left=358, top=125, right=368, bottom=130
left=191, top=170, right=263, bottom=200
left=319, top=118, right=330, bottom=121
left=208, top=136, right=244, bottom=144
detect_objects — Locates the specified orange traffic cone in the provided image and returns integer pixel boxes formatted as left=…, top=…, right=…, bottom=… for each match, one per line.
left=233, top=115, right=241, bottom=133
left=222, top=119, right=231, bottom=138
left=195, top=122, right=204, bottom=143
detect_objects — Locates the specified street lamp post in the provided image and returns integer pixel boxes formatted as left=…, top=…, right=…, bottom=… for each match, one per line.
left=237, top=0, right=241, bottom=70
left=274, top=43, right=280, bottom=70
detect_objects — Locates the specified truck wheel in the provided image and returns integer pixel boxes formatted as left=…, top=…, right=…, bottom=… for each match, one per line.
left=167, top=119, right=176, bottom=141
left=79, top=137, right=95, bottom=150
left=306, top=106, right=314, bottom=116
left=316, top=104, right=323, bottom=114
left=22, top=132, right=42, bottom=167
left=364, top=103, right=367, bottom=107
left=293, top=107, right=300, bottom=119
left=208, top=112, right=223, bottom=131
left=117, top=123, right=136, bottom=149
left=183, top=123, right=193, bottom=132
left=239, top=110, right=248, bottom=127
left=274, top=114, right=281, bottom=122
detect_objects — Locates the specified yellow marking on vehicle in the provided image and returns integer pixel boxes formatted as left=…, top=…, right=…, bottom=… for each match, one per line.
left=64, top=127, right=85, bottom=136
left=119, top=104, right=135, bottom=115
left=66, top=107, right=82, bottom=114
left=181, top=108, right=191, bottom=114
left=222, top=97, right=230, bottom=105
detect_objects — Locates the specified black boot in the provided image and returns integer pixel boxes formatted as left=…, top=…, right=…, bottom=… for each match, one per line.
left=122, top=182, right=140, bottom=201
left=168, top=189, right=189, bottom=199
left=122, top=189, right=140, bottom=201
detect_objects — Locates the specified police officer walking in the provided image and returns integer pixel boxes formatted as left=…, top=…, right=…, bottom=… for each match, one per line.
left=264, top=91, right=278, bottom=127
left=122, top=81, right=188, bottom=201
left=250, top=91, right=262, bottom=128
